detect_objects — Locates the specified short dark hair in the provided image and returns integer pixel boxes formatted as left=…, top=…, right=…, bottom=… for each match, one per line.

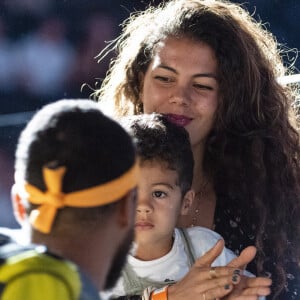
left=121, top=114, right=194, bottom=195
left=15, top=99, right=136, bottom=231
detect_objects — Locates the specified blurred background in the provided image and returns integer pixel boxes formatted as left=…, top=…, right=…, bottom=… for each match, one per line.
left=0, top=0, right=299, bottom=228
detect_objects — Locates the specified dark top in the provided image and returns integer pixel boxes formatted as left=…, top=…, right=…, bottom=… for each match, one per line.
left=214, top=195, right=300, bottom=300
left=79, top=270, right=102, bottom=300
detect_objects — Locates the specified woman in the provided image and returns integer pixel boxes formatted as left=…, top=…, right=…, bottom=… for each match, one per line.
left=96, top=0, right=300, bottom=299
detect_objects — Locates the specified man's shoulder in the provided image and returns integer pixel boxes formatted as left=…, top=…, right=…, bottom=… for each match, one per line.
left=0, top=227, right=100, bottom=300
left=0, top=234, right=85, bottom=300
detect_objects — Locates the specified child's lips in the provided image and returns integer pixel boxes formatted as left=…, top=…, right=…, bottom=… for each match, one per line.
left=135, top=221, right=154, bottom=230
left=164, top=114, right=192, bottom=127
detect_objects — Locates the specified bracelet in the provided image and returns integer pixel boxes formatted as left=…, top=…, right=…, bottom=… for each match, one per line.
left=151, top=285, right=169, bottom=300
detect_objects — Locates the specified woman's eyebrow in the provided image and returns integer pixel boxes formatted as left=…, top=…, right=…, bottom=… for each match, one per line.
left=157, top=64, right=217, bottom=80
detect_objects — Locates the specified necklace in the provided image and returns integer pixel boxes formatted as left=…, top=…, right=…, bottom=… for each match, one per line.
left=190, top=180, right=209, bottom=227
left=190, top=180, right=216, bottom=230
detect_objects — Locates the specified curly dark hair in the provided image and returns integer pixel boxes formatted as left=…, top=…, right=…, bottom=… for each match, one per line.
left=96, top=0, right=300, bottom=298
left=121, top=113, right=194, bottom=195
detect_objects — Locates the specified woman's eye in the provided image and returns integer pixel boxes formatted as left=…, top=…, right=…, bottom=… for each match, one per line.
left=152, top=191, right=167, bottom=198
left=194, top=83, right=213, bottom=90
left=154, top=76, right=172, bottom=83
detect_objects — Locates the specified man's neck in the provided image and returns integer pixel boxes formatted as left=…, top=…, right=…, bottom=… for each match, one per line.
left=31, top=230, right=112, bottom=291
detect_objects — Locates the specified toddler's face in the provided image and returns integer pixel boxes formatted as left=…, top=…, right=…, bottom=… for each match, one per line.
left=134, top=160, right=183, bottom=259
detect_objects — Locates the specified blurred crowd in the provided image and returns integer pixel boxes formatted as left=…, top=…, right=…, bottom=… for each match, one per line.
left=0, top=0, right=154, bottom=227
left=0, top=0, right=299, bottom=227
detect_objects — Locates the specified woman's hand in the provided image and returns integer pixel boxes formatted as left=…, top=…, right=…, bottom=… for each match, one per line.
left=167, top=240, right=272, bottom=300
left=167, top=240, right=243, bottom=300
left=225, top=247, right=272, bottom=299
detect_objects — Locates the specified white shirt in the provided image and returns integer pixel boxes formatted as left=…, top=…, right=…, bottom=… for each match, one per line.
left=103, top=226, right=238, bottom=298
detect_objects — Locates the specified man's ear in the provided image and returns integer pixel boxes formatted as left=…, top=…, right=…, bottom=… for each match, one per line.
left=180, top=189, right=194, bottom=215
left=116, top=189, right=137, bottom=229
left=11, top=184, right=27, bottom=224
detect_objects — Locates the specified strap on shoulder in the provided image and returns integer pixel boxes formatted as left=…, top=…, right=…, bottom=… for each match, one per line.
left=0, top=234, right=46, bottom=264
left=177, top=228, right=196, bottom=266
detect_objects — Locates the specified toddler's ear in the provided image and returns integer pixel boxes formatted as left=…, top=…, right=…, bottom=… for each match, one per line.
left=180, top=189, right=194, bottom=215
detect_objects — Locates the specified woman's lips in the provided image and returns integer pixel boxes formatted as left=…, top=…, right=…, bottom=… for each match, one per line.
left=135, top=221, right=154, bottom=230
left=164, top=114, right=192, bottom=127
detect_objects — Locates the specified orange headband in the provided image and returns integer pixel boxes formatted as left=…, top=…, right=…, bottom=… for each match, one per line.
left=25, top=163, right=139, bottom=234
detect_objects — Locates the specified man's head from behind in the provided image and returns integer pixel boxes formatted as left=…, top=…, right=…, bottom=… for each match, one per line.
left=12, top=99, right=137, bottom=289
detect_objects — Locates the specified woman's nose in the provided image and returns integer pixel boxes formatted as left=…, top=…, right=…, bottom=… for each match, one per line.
left=169, top=86, right=190, bottom=106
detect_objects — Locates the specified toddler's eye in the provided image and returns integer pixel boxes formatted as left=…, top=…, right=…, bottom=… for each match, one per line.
left=152, top=191, right=167, bottom=198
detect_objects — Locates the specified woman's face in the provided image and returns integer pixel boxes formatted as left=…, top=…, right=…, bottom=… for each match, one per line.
left=140, top=36, right=219, bottom=148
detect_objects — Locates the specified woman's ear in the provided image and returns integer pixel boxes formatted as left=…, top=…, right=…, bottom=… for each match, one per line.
left=181, top=189, right=194, bottom=215
left=138, top=72, right=145, bottom=102
left=11, top=184, right=27, bottom=224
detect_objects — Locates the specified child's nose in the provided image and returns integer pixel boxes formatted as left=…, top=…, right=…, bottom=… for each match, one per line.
left=136, top=196, right=153, bottom=213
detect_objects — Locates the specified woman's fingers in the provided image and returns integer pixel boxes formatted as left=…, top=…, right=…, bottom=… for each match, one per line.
left=226, top=286, right=271, bottom=300
left=227, top=296, right=263, bottom=300
left=225, top=276, right=272, bottom=299
left=167, top=266, right=243, bottom=300
left=168, top=280, right=233, bottom=300
left=227, top=246, right=257, bottom=269
left=167, top=242, right=264, bottom=300
left=195, top=239, right=225, bottom=267
left=242, top=276, right=272, bottom=288
left=201, top=283, right=233, bottom=300
left=200, top=266, right=242, bottom=282
left=241, top=286, right=271, bottom=296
